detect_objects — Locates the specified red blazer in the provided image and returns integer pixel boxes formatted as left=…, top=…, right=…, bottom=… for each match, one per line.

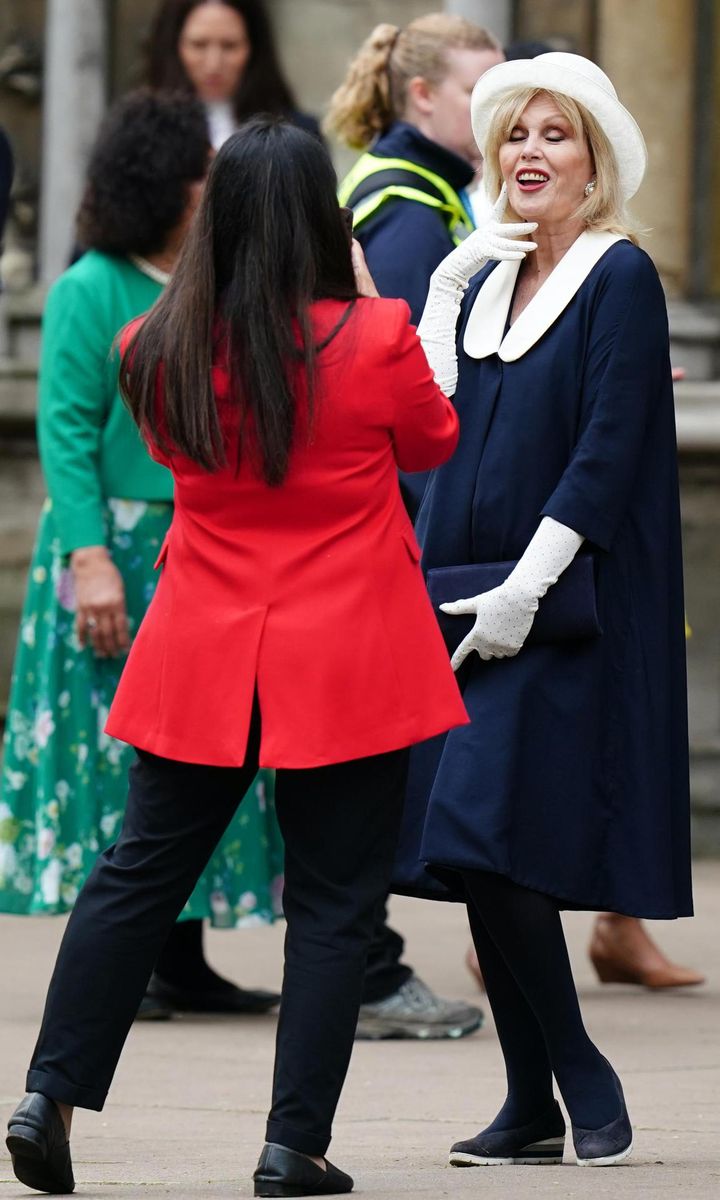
left=106, top=297, right=468, bottom=767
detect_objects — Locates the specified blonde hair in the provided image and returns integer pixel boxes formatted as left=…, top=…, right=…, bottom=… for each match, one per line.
left=483, top=87, right=640, bottom=244
left=325, top=14, right=501, bottom=150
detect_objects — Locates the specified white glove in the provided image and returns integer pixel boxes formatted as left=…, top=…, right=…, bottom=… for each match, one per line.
left=440, top=517, right=585, bottom=670
left=417, top=183, right=537, bottom=396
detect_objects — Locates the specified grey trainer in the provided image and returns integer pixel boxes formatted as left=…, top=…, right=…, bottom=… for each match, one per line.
left=355, top=974, right=483, bottom=1040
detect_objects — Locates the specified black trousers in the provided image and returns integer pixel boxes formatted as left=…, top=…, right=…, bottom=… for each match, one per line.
left=26, top=708, right=408, bottom=1156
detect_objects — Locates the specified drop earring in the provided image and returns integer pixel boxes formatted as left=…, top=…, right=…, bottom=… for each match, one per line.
left=584, top=179, right=596, bottom=197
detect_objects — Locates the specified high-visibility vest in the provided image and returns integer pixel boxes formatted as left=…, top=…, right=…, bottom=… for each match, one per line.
left=338, top=153, right=474, bottom=246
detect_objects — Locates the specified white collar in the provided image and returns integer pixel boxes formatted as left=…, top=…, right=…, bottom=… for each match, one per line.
left=129, top=254, right=171, bottom=286
left=463, top=230, right=626, bottom=362
left=206, top=100, right=237, bottom=151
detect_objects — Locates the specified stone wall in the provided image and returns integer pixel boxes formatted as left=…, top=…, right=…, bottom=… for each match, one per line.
left=598, top=0, right=695, bottom=298
left=681, top=457, right=720, bottom=852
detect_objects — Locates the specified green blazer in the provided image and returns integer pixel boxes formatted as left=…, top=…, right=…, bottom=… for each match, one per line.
left=37, top=251, right=173, bottom=555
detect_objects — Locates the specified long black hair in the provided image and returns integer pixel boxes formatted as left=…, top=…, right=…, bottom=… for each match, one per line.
left=120, top=118, right=357, bottom=485
left=146, top=0, right=297, bottom=120
left=76, top=89, right=209, bottom=255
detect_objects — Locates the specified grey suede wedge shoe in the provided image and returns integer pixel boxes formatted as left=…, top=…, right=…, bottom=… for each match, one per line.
left=449, top=1101, right=566, bottom=1166
left=573, top=1067, right=633, bottom=1166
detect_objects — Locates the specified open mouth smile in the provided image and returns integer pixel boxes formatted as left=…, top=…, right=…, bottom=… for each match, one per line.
left=515, top=170, right=550, bottom=192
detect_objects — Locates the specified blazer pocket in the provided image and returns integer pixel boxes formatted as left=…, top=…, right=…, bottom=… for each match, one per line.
left=400, top=528, right=422, bottom=564
left=153, top=534, right=170, bottom=571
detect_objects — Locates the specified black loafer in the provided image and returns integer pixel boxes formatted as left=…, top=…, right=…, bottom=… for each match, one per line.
left=573, top=1066, right=633, bottom=1166
left=253, top=1143, right=353, bottom=1197
left=147, top=971, right=280, bottom=1014
left=449, top=1100, right=566, bottom=1166
left=134, top=991, right=174, bottom=1021
left=6, top=1092, right=75, bottom=1194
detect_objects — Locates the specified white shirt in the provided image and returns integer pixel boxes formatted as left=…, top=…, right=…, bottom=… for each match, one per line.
left=205, top=101, right=237, bottom=151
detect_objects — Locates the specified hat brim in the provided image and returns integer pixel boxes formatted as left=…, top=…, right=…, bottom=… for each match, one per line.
left=471, top=59, right=647, bottom=200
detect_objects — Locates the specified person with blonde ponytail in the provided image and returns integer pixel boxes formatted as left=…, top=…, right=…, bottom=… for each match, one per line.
left=330, top=14, right=503, bottom=329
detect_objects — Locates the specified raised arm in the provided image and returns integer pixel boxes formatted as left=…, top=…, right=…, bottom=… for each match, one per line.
left=417, top=185, right=536, bottom=396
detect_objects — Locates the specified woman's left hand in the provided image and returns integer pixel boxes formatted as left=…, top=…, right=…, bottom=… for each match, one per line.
left=351, top=239, right=380, bottom=298
left=440, top=580, right=539, bottom=670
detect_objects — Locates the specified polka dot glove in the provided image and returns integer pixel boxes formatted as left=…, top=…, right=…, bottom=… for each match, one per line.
left=417, top=183, right=537, bottom=396
left=440, top=517, right=585, bottom=670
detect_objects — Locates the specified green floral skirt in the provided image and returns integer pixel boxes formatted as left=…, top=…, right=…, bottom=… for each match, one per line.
left=0, top=498, right=284, bottom=926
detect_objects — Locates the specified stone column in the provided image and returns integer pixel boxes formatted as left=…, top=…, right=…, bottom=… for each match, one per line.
left=39, top=0, right=109, bottom=283
left=597, top=0, right=694, bottom=296
left=444, top=0, right=512, bottom=43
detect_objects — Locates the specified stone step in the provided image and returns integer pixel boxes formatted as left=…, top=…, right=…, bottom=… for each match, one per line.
left=0, top=358, right=38, bottom=433
left=667, top=301, right=720, bottom=382
left=2, top=285, right=45, bottom=362
left=674, top=381, right=720, bottom=450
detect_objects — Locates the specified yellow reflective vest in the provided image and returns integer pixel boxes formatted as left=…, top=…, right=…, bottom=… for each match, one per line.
left=338, top=153, right=474, bottom=246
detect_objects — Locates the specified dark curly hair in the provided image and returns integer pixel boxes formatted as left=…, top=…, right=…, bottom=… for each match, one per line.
left=76, top=89, right=210, bottom=255
left=145, top=0, right=296, bottom=120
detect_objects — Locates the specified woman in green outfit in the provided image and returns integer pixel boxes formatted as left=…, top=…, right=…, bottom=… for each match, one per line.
left=0, top=90, right=283, bottom=1016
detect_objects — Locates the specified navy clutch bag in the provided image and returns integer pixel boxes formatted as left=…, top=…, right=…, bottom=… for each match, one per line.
left=427, top=555, right=601, bottom=653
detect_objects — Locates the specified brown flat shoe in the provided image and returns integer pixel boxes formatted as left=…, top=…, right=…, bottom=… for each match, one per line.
left=589, top=914, right=705, bottom=989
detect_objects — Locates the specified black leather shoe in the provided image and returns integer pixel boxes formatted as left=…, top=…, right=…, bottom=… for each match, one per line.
left=573, top=1066, right=633, bottom=1166
left=134, top=991, right=174, bottom=1021
left=253, top=1143, right=353, bottom=1197
left=147, top=971, right=280, bottom=1014
left=449, top=1101, right=566, bottom=1166
left=6, top=1093, right=75, bottom=1194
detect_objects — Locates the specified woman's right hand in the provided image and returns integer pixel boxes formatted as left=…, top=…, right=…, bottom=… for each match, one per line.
left=417, top=185, right=537, bottom=396
left=351, top=238, right=380, bottom=298
left=71, top=546, right=130, bottom=658
left=438, top=183, right=537, bottom=287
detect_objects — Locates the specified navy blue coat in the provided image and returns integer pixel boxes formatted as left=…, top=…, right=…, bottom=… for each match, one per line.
left=396, top=236, right=693, bottom=919
left=355, top=122, right=475, bottom=517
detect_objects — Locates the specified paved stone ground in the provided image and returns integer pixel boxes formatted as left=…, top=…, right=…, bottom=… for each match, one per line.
left=1, top=861, right=718, bottom=1199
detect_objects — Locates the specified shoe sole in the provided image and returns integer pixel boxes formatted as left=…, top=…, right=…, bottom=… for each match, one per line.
left=254, top=1186, right=310, bottom=1197
left=254, top=1180, right=352, bottom=1197
left=576, top=1138, right=633, bottom=1167
left=355, top=1015, right=483, bottom=1041
left=6, top=1130, right=75, bottom=1195
left=134, top=1007, right=174, bottom=1021
left=450, top=1137, right=565, bottom=1167
left=7, top=1129, right=47, bottom=1160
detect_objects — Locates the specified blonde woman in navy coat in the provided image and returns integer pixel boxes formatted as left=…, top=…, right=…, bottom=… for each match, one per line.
left=399, top=53, right=692, bottom=1169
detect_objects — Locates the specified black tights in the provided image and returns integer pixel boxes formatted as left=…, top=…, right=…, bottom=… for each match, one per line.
left=154, top=919, right=227, bottom=990
left=462, top=870, right=618, bottom=1131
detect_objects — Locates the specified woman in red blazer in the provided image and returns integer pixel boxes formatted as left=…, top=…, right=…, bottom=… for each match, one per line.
left=7, top=119, right=467, bottom=1198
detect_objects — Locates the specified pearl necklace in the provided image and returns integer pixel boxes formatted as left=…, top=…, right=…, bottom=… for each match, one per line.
left=129, top=254, right=172, bottom=286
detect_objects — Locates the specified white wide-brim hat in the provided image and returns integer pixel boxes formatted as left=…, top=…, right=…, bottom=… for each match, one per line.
left=471, top=52, right=647, bottom=200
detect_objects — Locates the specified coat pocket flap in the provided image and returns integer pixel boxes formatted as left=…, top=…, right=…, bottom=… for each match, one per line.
left=153, top=535, right=170, bottom=570
left=400, top=528, right=422, bottom=564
